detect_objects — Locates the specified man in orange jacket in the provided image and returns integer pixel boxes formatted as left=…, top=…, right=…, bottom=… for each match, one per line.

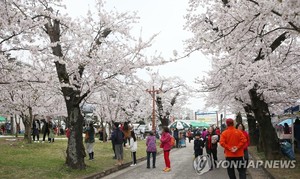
left=220, top=118, right=247, bottom=179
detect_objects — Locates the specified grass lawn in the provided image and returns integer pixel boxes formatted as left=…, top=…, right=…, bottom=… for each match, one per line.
left=0, top=136, right=161, bottom=179
left=248, top=146, right=300, bottom=179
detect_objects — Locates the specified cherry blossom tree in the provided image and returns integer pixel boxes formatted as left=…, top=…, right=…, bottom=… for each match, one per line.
left=1, top=0, right=168, bottom=169
left=143, top=72, right=190, bottom=127
left=0, top=56, right=64, bottom=142
left=185, top=0, right=300, bottom=159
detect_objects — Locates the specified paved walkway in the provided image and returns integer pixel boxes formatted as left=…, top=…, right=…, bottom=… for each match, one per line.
left=102, top=141, right=252, bottom=179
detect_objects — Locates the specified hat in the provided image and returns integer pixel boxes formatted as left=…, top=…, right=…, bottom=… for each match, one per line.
left=226, top=118, right=234, bottom=126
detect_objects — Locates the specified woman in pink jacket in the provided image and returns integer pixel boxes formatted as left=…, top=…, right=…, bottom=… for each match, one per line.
left=236, top=123, right=250, bottom=169
left=160, top=126, right=172, bottom=172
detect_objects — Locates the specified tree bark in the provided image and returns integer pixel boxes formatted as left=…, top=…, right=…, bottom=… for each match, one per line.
left=65, top=93, right=86, bottom=169
left=248, top=88, right=281, bottom=159
left=103, top=123, right=107, bottom=142
left=235, top=112, right=243, bottom=124
left=247, top=114, right=257, bottom=146
left=243, top=106, right=257, bottom=146
left=10, top=115, right=14, bottom=134
left=257, top=125, right=264, bottom=153
left=22, top=107, right=33, bottom=143
left=156, top=96, right=168, bottom=127
left=156, top=92, right=179, bottom=127
left=45, top=18, right=87, bottom=169
left=156, top=96, right=164, bottom=126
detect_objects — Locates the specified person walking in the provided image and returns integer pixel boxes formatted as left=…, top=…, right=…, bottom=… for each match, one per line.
left=129, top=130, right=137, bottom=166
left=173, top=128, right=179, bottom=148
left=220, top=118, right=247, bottom=179
left=294, top=118, right=300, bottom=150
left=201, top=128, right=207, bottom=139
left=42, top=118, right=50, bottom=143
left=48, top=122, right=55, bottom=143
left=112, top=122, right=124, bottom=166
left=284, top=123, right=290, bottom=134
left=66, top=127, right=71, bottom=139
left=187, top=130, right=193, bottom=143
left=160, top=126, right=172, bottom=172
left=146, top=131, right=157, bottom=169
left=85, top=122, right=95, bottom=160
left=32, top=119, right=40, bottom=142
left=236, top=123, right=250, bottom=173
left=110, top=128, right=117, bottom=159
left=204, top=126, right=218, bottom=170
left=215, top=127, right=221, bottom=141
left=194, top=133, right=204, bottom=158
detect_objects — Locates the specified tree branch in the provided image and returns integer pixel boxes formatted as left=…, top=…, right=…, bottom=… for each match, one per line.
left=254, top=32, right=288, bottom=61
left=77, top=89, right=91, bottom=105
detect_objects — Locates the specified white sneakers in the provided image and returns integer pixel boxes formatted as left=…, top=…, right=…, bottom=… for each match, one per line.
left=130, top=164, right=137, bottom=167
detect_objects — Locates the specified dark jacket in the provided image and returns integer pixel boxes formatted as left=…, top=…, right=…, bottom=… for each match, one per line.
left=85, top=127, right=95, bottom=143
left=173, top=129, right=179, bottom=139
left=112, top=128, right=124, bottom=145
left=194, top=138, right=204, bottom=154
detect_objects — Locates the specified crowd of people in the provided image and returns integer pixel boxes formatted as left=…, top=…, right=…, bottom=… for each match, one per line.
left=27, top=116, right=60, bottom=143
left=75, top=119, right=249, bottom=177
left=188, top=119, right=249, bottom=178
left=23, top=116, right=299, bottom=178
left=103, top=119, right=250, bottom=177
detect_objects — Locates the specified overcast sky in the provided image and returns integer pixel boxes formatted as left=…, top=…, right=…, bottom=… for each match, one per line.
left=65, top=0, right=212, bottom=111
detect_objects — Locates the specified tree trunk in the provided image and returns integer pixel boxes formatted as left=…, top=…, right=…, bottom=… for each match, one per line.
left=243, top=106, right=257, bottom=146
left=22, top=107, right=33, bottom=143
left=44, top=18, right=88, bottom=169
left=161, top=116, right=169, bottom=127
left=103, top=123, right=107, bottom=142
left=257, top=126, right=264, bottom=152
left=156, top=92, right=178, bottom=127
left=156, top=96, right=165, bottom=126
left=235, top=112, right=243, bottom=124
left=24, top=119, right=32, bottom=143
left=249, top=88, right=282, bottom=159
left=10, top=115, right=14, bottom=135
left=15, top=114, right=19, bottom=138
left=64, top=88, right=86, bottom=169
left=247, top=114, right=257, bottom=146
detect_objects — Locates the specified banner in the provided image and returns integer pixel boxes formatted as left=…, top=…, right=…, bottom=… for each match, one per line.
left=195, top=112, right=217, bottom=125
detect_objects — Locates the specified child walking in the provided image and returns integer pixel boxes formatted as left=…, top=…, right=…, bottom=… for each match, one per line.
left=129, top=130, right=137, bottom=166
left=194, top=133, right=204, bottom=158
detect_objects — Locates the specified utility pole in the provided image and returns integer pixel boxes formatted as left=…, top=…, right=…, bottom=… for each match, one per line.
left=146, top=86, right=161, bottom=132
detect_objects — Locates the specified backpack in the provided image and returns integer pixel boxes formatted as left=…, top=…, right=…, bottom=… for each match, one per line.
left=170, top=136, right=175, bottom=146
